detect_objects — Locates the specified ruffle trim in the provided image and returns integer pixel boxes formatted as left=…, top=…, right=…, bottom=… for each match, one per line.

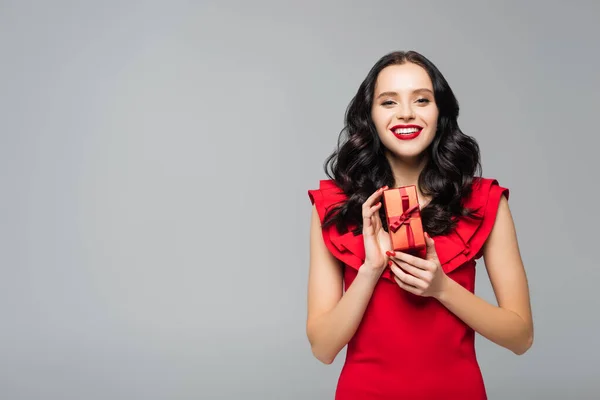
left=308, top=178, right=509, bottom=282
left=433, top=178, right=509, bottom=274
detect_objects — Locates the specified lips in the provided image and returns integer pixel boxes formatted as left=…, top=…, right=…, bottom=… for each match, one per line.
left=390, top=124, right=423, bottom=141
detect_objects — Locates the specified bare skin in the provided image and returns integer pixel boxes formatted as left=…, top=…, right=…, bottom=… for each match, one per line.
left=306, top=186, right=392, bottom=364
left=307, top=62, right=533, bottom=364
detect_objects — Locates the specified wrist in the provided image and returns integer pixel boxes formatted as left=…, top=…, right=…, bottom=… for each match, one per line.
left=434, top=274, right=453, bottom=302
left=358, top=264, right=384, bottom=281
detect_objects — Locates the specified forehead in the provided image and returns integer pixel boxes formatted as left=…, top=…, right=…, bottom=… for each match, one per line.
left=374, top=63, right=433, bottom=94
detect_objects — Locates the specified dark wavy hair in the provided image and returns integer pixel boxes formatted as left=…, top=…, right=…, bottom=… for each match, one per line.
left=321, top=50, right=482, bottom=237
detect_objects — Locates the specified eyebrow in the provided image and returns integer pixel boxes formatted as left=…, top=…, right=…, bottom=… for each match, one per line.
left=375, top=88, right=434, bottom=99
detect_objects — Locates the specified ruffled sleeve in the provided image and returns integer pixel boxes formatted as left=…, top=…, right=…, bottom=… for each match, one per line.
left=434, top=178, right=510, bottom=274
left=308, top=180, right=367, bottom=273
left=308, top=177, right=509, bottom=280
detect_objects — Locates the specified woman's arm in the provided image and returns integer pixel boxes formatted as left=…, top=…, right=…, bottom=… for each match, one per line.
left=436, top=195, right=534, bottom=355
left=306, top=205, right=380, bottom=364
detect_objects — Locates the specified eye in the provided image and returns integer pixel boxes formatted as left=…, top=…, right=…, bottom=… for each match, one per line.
left=416, top=98, right=431, bottom=104
left=381, top=100, right=396, bottom=106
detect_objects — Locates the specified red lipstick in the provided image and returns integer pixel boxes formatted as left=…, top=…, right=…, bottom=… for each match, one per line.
left=390, top=124, right=423, bottom=141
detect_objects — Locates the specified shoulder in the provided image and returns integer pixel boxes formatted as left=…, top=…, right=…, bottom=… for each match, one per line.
left=307, top=179, right=349, bottom=224
left=464, top=177, right=510, bottom=211
left=308, top=179, right=345, bottom=198
left=458, top=177, right=510, bottom=254
left=307, top=179, right=365, bottom=270
left=435, top=177, right=510, bottom=273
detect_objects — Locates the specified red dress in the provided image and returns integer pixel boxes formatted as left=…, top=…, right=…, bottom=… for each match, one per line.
left=308, top=177, right=509, bottom=400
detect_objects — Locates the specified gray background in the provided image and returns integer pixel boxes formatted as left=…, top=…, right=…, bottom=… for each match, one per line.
left=1, top=1, right=598, bottom=399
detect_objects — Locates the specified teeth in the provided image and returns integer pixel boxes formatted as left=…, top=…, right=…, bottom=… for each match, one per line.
left=394, top=127, right=420, bottom=134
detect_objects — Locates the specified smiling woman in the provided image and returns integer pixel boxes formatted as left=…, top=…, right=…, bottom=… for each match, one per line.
left=372, top=65, right=439, bottom=156
left=306, top=51, right=533, bottom=400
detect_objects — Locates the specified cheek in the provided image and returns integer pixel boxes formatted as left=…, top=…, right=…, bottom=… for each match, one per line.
left=422, top=109, right=439, bottom=128
left=371, top=109, right=389, bottom=129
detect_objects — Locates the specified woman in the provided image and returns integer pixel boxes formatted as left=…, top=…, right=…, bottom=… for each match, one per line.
left=306, top=51, right=533, bottom=399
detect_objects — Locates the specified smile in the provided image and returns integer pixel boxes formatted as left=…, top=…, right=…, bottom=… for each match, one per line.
left=390, top=124, right=423, bottom=140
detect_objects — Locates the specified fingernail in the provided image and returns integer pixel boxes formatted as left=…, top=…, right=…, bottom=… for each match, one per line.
left=387, top=260, right=393, bottom=267
left=386, top=250, right=395, bottom=257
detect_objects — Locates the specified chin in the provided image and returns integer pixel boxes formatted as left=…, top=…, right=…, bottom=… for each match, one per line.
left=385, top=141, right=432, bottom=160
left=390, top=151, right=427, bottom=161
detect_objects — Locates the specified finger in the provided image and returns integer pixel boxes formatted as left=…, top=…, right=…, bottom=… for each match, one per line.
left=391, top=259, right=428, bottom=281
left=363, top=186, right=389, bottom=209
left=394, top=276, right=422, bottom=295
left=363, top=201, right=384, bottom=237
left=424, top=232, right=439, bottom=262
left=363, top=202, right=382, bottom=225
left=392, top=251, right=433, bottom=271
left=370, top=203, right=384, bottom=227
left=389, top=263, right=426, bottom=289
left=363, top=212, right=373, bottom=235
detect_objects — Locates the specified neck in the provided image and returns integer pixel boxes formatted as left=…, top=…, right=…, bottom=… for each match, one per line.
left=386, top=152, right=430, bottom=205
left=386, top=153, right=428, bottom=187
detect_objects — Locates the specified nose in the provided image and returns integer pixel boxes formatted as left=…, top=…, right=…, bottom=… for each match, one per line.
left=396, top=104, right=415, bottom=120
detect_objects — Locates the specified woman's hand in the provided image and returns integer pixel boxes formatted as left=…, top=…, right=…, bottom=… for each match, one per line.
left=388, top=233, right=449, bottom=298
left=361, top=186, right=393, bottom=276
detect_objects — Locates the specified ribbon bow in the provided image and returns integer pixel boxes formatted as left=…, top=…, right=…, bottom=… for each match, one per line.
left=389, top=203, right=420, bottom=232
left=388, top=194, right=421, bottom=249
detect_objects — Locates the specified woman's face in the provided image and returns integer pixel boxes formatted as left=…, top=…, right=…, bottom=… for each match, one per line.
left=371, top=62, right=439, bottom=160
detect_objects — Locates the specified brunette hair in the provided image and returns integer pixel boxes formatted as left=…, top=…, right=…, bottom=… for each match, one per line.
left=322, top=50, right=482, bottom=236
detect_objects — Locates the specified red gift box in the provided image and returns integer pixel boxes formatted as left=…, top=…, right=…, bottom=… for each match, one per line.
left=382, top=185, right=426, bottom=252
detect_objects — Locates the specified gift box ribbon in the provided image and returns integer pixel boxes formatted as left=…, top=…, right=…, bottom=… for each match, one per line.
left=388, top=190, right=420, bottom=248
